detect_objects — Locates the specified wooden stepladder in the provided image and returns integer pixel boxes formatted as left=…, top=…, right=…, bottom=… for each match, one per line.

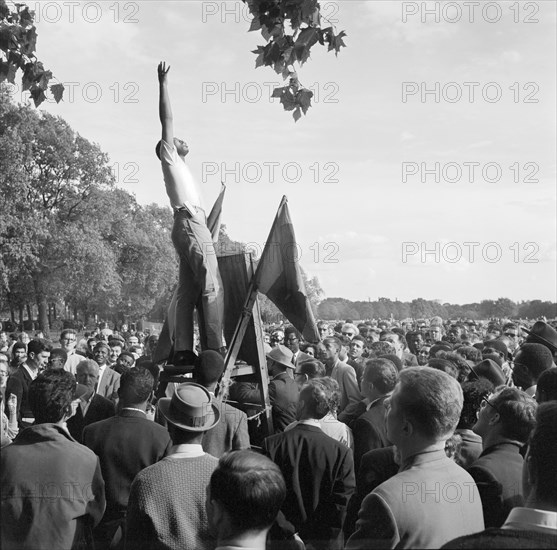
left=217, top=252, right=273, bottom=439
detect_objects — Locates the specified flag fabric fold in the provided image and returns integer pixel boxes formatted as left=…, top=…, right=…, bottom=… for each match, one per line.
left=253, top=196, right=320, bottom=343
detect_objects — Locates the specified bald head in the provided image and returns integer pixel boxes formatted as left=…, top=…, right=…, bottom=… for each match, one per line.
left=76, top=359, right=100, bottom=391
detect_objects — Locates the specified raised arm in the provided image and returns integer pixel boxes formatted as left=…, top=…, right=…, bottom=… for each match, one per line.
left=158, top=61, right=174, bottom=145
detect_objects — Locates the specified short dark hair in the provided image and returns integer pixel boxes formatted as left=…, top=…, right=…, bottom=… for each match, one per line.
left=27, top=338, right=52, bottom=356
left=442, top=352, right=472, bottom=383
left=351, top=335, right=366, bottom=346
left=29, top=370, right=76, bottom=423
left=427, top=358, right=459, bottom=380
left=298, top=360, right=326, bottom=379
left=536, top=367, right=557, bottom=403
left=456, top=345, right=482, bottom=363
left=458, top=378, right=494, bottom=429
left=516, top=343, right=554, bottom=380
left=300, top=379, right=330, bottom=420
left=322, top=337, right=341, bottom=352
left=194, top=350, right=225, bottom=387
left=528, top=402, right=557, bottom=505
left=363, top=358, right=398, bottom=394
left=94, top=342, right=110, bottom=353
left=378, top=354, right=403, bottom=372
left=119, top=367, right=154, bottom=404
left=397, top=367, right=463, bottom=440
left=491, top=387, right=537, bottom=443
left=209, top=450, right=286, bottom=532
left=49, top=347, right=68, bottom=365
left=284, top=326, right=301, bottom=339
left=369, top=340, right=396, bottom=357
left=12, top=341, right=26, bottom=353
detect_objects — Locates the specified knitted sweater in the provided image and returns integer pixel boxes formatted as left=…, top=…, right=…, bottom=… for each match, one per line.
left=126, top=454, right=218, bottom=550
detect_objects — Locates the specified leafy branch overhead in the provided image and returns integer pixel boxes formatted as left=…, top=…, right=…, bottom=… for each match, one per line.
left=245, top=0, right=346, bottom=121
left=0, top=0, right=64, bottom=107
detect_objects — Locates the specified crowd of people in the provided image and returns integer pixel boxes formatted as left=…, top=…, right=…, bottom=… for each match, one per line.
left=1, top=316, right=557, bottom=550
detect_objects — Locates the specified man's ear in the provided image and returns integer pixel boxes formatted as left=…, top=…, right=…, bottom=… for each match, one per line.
left=401, top=417, right=413, bottom=437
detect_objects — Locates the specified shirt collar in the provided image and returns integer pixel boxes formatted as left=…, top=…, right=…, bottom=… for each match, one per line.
left=504, top=507, right=557, bottom=532
left=23, top=363, right=38, bottom=380
left=168, top=443, right=205, bottom=458
left=366, top=393, right=390, bottom=411
left=298, top=419, right=321, bottom=428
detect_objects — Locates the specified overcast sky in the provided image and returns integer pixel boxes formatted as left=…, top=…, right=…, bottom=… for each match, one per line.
left=15, top=0, right=556, bottom=304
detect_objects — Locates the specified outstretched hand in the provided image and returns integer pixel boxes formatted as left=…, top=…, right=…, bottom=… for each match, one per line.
left=158, top=61, right=170, bottom=83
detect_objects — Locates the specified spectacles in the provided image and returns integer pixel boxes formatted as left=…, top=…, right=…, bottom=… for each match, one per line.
left=480, top=396, right=499, bottom=414
left=418, top=350, right=429, bottom=355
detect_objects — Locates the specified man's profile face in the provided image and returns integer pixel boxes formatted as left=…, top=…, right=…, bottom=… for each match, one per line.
left=29, top=351, right=50, bottom=370
left=174, top=137, right=189, bottom=157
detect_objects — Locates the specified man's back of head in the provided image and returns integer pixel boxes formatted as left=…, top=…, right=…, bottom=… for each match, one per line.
left=194, top=350, right=225, bottom=391
left=119, top=367, right=154, bottom=407
left=207, top=450, right=286, bottom=547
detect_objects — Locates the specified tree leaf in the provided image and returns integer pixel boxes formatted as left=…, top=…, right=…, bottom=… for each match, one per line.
left=293, top=107, right=302, bottom=122
left=50, top=83, right=64, bottom=103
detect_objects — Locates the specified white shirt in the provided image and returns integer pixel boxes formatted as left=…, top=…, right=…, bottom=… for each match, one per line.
left=96, top=364, right=107, bottom=394
left=22, top=363, right=38, bottom=381
left=160, top=139, right=204, bottom=211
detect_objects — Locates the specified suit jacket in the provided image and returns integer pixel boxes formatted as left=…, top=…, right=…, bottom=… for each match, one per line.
left=67, top=393, right=115, bottom=443
left=328, top=360, right=361, bottom=414
left=264, top=423, right=355, bottom=549
left=344, top=446, right=399, bottom=540
left=83, top=409, right=172, bottom=519
left=202, top=398, right=250, bottom=458
left=96, top=366, right=121, bottom=403
left=442, top=527, right=557, bottom=549
left=455, top=429, right=483, bottom=469
left=468, top=441, right=525, bottom=528
left=268, top=372, right=299, bottom=433
left=346, top=449, right=485, bottom=549
left=5, top=365, right=34, bottom=426
left=294, top=351, right=314, bottom=369
left=352, top=395, right=391, bottom=470
left=1, top=423, right=105, bottom=550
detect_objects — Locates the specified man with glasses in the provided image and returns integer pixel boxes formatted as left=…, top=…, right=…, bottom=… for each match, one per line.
left=470, top=387, right=537, bottom=528
left=59, top=329, right=82, bottom=375
left=341, top=323, right=359, bottom=341
left=284, top=326, right=312, bottom=369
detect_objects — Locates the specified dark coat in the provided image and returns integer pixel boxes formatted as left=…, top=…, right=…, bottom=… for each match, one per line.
left=352, top=395, right=391, bottom=470
left=1, top=423, right=105, bottom=550
left=202, top=399, right=250, bottom=458
left=67, top=394, right=115, bottom=443
left=5, top=365, right=34, bottom=426
left=268, top=371, right=299, bottom=433
left=468, top=441, right=525, bottom=528
left=264, top=423, right=355, bottom=549
left=83, top=409, right=172, bottom=519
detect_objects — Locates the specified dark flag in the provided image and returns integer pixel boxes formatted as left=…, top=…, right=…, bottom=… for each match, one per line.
left=253, top=196, right=320, bottom=343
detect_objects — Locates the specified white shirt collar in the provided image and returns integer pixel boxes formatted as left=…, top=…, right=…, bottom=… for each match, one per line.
left=168, top=443, right=205, bottom=458
left=504, top=507, right=557, bottom=532
left=23, top=363, right=38, bottom=380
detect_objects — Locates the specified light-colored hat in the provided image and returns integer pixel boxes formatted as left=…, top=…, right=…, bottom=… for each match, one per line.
left=266, top=344, right=295, bottom=369
left=158, top=382, right=220, bottom=432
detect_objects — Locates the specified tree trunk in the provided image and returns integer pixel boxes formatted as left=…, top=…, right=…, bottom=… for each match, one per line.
left=18, top=305, right=23, bottom=328
left=37, top=295, right=49, bottom=335
left=26, top=303, right=32, bottom=322
left=47, top=303, right=52, bottom=328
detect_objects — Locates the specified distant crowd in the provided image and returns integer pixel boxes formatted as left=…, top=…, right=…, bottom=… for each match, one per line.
left=1, top=316, right=557, bottom=550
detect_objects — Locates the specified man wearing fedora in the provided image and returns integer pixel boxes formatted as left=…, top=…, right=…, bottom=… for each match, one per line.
left=125, top=382, right=220, bottom=550
left=523, top=321, right=557, bottom=362
left=232, top=344, right=299, bottom=434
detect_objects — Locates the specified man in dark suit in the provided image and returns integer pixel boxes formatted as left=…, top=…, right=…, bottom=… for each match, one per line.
left=443, top=402, right=557, bottom=549
left=194, top=350, right=250, bottom=457
left=284, top=326, right=313, bottom=370
left=264, top=378, right=355, bottom=550
left=352, top=358, right=398, bottom=469
left=83, top=367, right=172, bottom=550
left=469, top=386, right=537, bottom=528
left=6, top=338, right=51, bottom=427
left=347, top=367, right=484, bottom=549
left=68, top=359, right=115, bottom=443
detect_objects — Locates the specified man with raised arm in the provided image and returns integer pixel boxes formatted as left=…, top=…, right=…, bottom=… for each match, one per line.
left=157, top=62, right=225, bottom=366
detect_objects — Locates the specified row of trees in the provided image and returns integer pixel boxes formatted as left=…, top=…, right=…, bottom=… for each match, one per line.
left=317, top=297, right=557, bottom=322
left=0, top=86, right=178, bottom=334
